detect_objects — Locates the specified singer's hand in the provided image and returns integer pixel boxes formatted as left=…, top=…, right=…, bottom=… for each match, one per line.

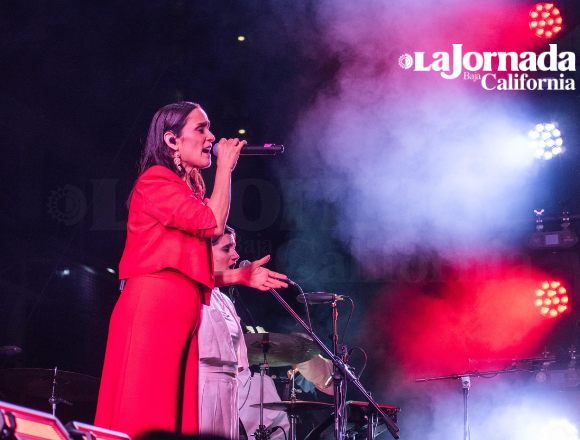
left=214, top=138, right=246, bottom=171
left=238, top=255, right=288, bottom=291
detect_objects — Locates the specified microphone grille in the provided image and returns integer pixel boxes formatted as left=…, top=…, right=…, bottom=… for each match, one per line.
left=239, top=260, right=251, bottom=268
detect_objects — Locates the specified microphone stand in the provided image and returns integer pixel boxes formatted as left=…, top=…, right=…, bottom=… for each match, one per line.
left=415, top=364, right=533, bottom=440
left=268, top=287, right=400, bottom=440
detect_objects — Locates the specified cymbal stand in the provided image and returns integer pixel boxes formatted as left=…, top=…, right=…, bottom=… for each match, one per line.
left=287, top=371, right=299, bottom=440
left=47, top=366, right=72, bottom=416
left=268, top=287, right=400, bottom=439
left=331, top=295, right=347, bottom=440
left=253, top=335, right=271, bottom=440
left=49, top=366, right=58, bottom=416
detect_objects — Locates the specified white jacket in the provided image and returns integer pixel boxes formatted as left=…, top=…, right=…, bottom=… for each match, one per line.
left=198, top=288, right=249, bottom=373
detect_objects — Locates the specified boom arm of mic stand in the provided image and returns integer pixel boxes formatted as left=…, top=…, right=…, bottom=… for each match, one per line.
left=268, top=288, right=400, bottom=439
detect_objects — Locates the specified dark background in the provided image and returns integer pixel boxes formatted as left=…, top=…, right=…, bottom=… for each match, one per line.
left=1, top=0, right=580, bottom=437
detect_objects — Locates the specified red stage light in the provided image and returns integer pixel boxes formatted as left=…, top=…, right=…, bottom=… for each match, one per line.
left=529, top=3, right=563, bottom=39
left=534, top=280, right=569, bottom=317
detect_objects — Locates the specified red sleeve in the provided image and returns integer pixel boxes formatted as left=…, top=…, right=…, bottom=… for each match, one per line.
left=136, top=166, right=217, bottom=238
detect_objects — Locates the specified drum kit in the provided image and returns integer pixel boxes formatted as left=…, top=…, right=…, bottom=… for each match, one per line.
left=240, top=290, right=401, bottom=440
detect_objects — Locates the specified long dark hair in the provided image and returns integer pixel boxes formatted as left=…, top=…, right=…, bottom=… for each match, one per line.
left=129, top=102, right=206, bottom=205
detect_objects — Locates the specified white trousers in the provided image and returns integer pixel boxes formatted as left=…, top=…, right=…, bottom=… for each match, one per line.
left=199, top=371, right=239, bottom=439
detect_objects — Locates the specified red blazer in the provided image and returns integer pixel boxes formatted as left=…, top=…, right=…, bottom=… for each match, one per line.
left=119, top=165, right=217, bottom=302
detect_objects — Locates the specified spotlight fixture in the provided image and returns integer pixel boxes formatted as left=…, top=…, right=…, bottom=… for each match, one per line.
left=528, top=123, right=564, bottom=160
left=529, top=3, right=563, bottom=39
left=527, top=210, right=578, bottom=249
left=534, top=280, right=569, bottom=317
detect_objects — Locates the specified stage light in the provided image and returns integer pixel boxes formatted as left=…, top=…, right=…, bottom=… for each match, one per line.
left=529, top=123, right=564, bottom=160
left=0, top=400, right=71, bottom=440
left=106, top=268, right=115, bottom=274
left=534, top=280, right=570, bottom=317
left=238, top=36, right=245, bottom=41
left=238, top=129, right=246, bottom=134
left=529, top=3, right=563, bottom=39
left=65, top=421, right=131, bottom=440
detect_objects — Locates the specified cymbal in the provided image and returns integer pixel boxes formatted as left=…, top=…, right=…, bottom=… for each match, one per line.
left=0, top=368, right=100, bottom=402
left=0, top=346, right=22, bottom=359
left=250, top=401, right=333, bottom=413
left=244, top=333, right=319, bottom=367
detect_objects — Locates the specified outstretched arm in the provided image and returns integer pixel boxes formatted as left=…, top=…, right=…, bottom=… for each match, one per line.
left=215, top=255, right=288, bottom=290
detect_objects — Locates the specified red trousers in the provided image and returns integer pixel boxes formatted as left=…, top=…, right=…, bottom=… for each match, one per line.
left=95, top=269, right=202, bottom=439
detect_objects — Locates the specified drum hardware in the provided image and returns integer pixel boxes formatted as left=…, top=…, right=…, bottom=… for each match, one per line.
left=252, top=333, right=272, bottom=440
left=251, top=401, right=334, bottom=412
left=250, top=401, right=334, bottom=440
left=244, top=333, right=320, bottom=367
left=48, top=367, right=73, bottom=416
left=0, top=346, right=22, bottom=360
left=303, top=401, right=400, bottom=440
left=264, top=284, right=399, bottom=440
left=0, top=367, right=100, bottom=417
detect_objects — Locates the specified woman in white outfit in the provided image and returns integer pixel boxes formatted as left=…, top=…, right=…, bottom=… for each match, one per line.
left=198, top=226, right=287, bottom=438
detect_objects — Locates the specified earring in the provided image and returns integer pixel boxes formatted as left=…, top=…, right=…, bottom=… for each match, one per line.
left=174, top=151, right=182, bottom=169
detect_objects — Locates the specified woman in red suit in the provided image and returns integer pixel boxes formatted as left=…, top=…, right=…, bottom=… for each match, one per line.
left=94, top=102, right=286, bottom=439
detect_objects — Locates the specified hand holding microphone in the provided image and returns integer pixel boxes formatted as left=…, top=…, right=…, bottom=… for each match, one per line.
left=213, top=138, right=246, bottom=171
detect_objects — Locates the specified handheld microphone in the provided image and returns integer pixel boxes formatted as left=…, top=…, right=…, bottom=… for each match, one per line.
left=212, top=143, right=284, bottom=156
